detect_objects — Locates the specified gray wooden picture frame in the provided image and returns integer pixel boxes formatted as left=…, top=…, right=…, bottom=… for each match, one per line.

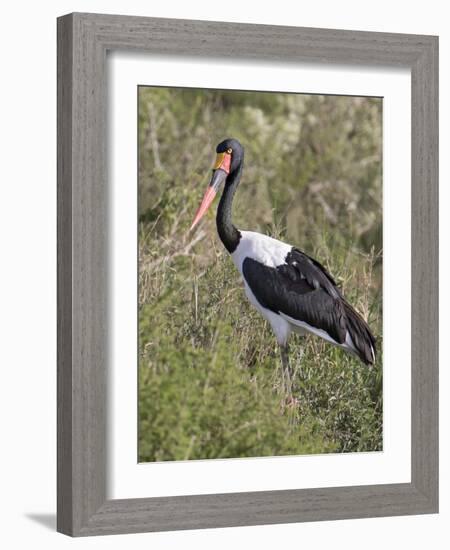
left=57, top=12, right=438, bottom=537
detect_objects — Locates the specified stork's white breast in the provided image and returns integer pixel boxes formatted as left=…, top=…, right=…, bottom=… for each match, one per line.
left=231, top=231, right=292, bottom=274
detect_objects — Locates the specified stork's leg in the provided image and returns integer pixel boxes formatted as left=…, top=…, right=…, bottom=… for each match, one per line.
left=280, top=343, right=294, bottom=395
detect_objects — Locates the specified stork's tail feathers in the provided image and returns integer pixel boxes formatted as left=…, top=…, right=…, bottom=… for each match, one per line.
left=343, top=302, right=376, bottom=366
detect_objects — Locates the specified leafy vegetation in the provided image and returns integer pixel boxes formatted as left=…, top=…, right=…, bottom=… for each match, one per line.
left=138, top=86, right=383, bottom=462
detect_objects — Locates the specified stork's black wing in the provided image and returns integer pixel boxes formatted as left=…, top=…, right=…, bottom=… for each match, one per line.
left=242, top=248, right=376, bottom=364
left=279, top=248, right=341, bottom=299
left=242, top=250, right=347, bottom=344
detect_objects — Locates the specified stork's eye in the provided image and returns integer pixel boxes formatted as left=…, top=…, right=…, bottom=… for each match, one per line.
left=227, top=148, right=233, bottom=154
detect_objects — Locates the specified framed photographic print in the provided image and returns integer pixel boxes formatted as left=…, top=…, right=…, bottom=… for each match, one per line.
left=57, top=13, right=438, bottom=536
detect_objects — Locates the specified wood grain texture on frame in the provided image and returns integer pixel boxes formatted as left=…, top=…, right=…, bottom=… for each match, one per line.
left=57, top=12, right=438, bottom=536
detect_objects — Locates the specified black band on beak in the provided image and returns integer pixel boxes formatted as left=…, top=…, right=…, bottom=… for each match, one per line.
left=209, top=168, right=228, bottom=192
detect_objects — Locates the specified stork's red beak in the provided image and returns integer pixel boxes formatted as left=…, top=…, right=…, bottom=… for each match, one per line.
left=190, top=184, right=218, bottom=231
left=190, top=152, right=231, bottom=231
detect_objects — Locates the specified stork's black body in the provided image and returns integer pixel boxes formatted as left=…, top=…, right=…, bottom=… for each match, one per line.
left=191, top=138, right=376, bottom=370
left=242, top=250, right=375, bottom=365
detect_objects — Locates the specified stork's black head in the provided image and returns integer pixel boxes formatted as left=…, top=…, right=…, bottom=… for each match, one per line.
left=215, top=138, right=244, bottom=176
left=190, top=138, right=244, bottom=230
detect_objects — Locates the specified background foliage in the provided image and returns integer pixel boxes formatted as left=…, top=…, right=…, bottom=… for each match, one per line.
left=138, top=86, right=383, bottom=462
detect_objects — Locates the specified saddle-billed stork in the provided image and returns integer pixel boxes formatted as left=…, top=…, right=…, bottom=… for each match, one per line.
left=190, top=138, right=376, bottom=387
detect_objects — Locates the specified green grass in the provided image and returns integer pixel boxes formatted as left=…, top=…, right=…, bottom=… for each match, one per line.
left=138, top=87, right=383, bottom=462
